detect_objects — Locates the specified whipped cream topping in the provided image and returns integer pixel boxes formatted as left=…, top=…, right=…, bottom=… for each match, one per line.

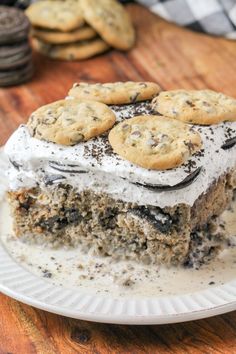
left=4, top=102, right=236, bottom=208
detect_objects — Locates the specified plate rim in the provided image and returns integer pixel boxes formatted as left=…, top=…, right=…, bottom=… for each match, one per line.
left=1, top=240, right=236, bottom=325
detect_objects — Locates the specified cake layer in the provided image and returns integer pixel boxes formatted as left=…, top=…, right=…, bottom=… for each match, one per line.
left=4, top=115, right=236, bottom=207
left=7, top=170, right=235, bottom=266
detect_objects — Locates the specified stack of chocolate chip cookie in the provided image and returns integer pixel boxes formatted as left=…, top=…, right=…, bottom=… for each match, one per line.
left=26, top=0, right=135, bottom=61
left=0, top=6, right=33, bottom=87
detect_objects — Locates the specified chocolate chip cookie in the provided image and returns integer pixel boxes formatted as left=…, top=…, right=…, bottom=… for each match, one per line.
left=109, top=115, right=202, bottom=170
left=26, top=0, right=84, bottom=32
left=152, top=89, right=236, bottom=125
left=0, top=61, right=33, bottom=87
left=80, top=0, right=135, bottom=50
left=69, top=81, right=161, bottom=104
left=0, top=6, right=30, bottom=44
left=32, top=37, right=110, bottom=61
left=27, top=99, right=116, bottom=145
left=32, top=25, right=97, bottom=44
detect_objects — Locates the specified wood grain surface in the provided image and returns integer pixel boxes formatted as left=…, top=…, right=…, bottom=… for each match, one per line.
left=1, top=4, right=236, bottom=353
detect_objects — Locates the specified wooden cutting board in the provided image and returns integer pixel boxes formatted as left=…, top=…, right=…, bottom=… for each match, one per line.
left=0, top=4, right=236, bottom=353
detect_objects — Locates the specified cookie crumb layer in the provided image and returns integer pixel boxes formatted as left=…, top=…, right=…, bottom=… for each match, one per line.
left=7, top=171, right=234, bottom=266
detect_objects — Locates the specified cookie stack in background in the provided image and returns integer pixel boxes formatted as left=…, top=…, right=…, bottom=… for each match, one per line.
left=0, top=6, right=33, bottom=87
left=26, top=0, right=136, bottom=61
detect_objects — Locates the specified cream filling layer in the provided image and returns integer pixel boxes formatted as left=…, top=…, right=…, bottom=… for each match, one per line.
left=4, top=102, right=236, bottom=208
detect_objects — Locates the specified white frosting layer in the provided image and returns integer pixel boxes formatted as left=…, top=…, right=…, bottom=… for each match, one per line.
left=4, top=103, right=236, bottom=208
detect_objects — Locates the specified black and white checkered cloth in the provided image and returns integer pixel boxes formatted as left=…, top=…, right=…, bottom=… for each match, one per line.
left=18, top=0, right=236, bottom=39
left=125, top=0, right=236, bottom=39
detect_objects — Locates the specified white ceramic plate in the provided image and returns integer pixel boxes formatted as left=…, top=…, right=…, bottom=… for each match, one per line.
left=1, top=148, right=236, bottom=325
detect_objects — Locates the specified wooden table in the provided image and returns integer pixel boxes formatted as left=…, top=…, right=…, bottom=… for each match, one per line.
left=1, top=4, right=236, bottom=353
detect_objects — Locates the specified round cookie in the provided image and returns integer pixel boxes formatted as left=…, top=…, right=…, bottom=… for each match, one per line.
left=25, top=0, right=84, bottom=32
left=80, top=0, right=135, bottom=50
left=0, top=6, right=30, bottom=44
left=0, top=41, right=30, bottom=58
left=27, top=99, right=116, bottom=146
left=0, top=48, right=32, bottom=70
left=152, top=89, right=236, bottom=125
left=0, top=61, right=33, bottom=87
left=68, top=81, right=161, bottom=105
left=108, top=115, right=202, bottom=170
left=32, top=37, right=110, bottom=61
left=32, top=26, right=97, bottom=44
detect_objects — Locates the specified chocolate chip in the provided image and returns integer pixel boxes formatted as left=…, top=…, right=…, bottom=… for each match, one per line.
left=139, top=82, right=147, bottom=88
left=202, top=101, right=211, bottom=107
left=186, top=100, right=195, bottom=107
left=146, top=138, right=157, bottom=147
left=184, top=140, right=196, bottom=153
left=130, top=92, right=140, bottom=103
left=131, top=130, right=141, bottom=137
left=122, top=124, right=129, bottom=130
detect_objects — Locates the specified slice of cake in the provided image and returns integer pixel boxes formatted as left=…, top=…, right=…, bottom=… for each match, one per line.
left=4, top=84, right=236, bottom=267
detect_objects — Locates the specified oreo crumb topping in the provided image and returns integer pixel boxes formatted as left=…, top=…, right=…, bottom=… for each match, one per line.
left=221, top=136, right=236, bottom=150
left=111, top=101, right=154, bottom=121
left=42, top=269, right=53, bottom=278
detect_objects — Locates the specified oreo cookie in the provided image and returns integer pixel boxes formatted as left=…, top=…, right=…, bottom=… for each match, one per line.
left=0, top=61, right=33, bottom=87
left=0, top=47, right=32, bottom=70
left=0, top=6, right=33, bottom=87
left=0, top=41, right=29, bottom=58
left=0, top=6, right=30, bottom=44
